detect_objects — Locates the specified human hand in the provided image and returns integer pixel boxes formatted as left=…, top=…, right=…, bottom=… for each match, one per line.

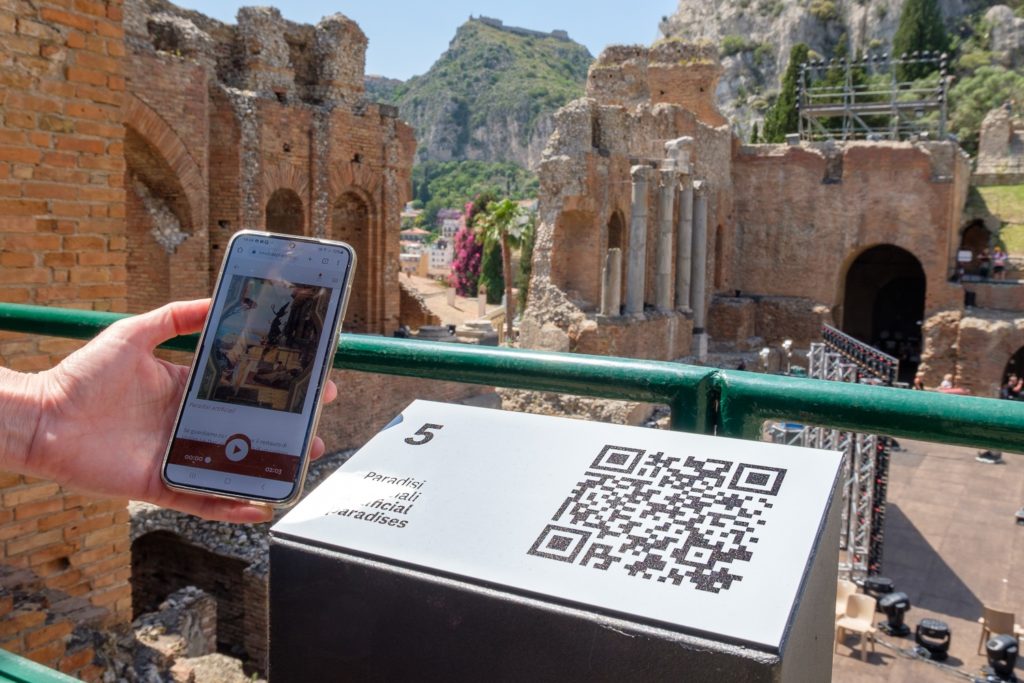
left=19, top=299, right=338, bottom=523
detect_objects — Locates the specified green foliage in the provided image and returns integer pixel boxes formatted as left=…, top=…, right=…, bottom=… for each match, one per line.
left=413, top=160, right=537, bottom=226
left=753, top=43, right=774, bottom=68
left=892, top=0, right=950, bottom=79
left=948, top=66, right=1024, bottom=153
left=762, top=43, right=809, bottom=142
left=515, top=216, right=536, bottom=314
left=973, top=185, right=1024, bottom=255
left=759, top=0, right=784, bottom=17
left=363, top=76, right=403, bottom=103
left=478, top=237, right=504, bottom=303
left=396, top=20, right=592, bottom=160
left=750, top=121, right=761, bottom=143
left=721, top=35, right=757, bottom=57
left=958, top=49, right=993, bottom=72
left=474, top=198, right=529, bottom=338
left=808, top=0, right=839, bottom=22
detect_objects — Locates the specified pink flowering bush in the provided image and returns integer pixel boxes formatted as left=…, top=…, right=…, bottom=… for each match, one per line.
left=449, top=223, right=482, bottom=297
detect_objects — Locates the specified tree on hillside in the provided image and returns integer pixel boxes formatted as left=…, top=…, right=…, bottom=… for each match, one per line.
left=515, top=214, right=536, bottom=315
left=762, top=43, right=809, bottom=143
left=479, top=237, right=504, bottom=304
left=892, top=0, right=950, bottom=80
left=949, top=66, right=1024, bottom=153
left=475, top=198, right=527, bottom=342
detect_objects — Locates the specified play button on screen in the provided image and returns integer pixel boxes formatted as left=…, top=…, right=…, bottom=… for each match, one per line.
left=225, top=434, right=251, bottom=462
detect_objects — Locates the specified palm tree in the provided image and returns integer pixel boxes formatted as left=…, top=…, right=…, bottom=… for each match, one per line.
left=474, top=198, right=526, bottom=342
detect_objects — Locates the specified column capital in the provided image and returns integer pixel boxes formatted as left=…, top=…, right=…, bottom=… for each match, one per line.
left=664, top=136, right=694, bottom=173
left=692, top=179, right=708, bottom=196
left=630, top=165, right=653, bottom=183
left=659, top=168, right=677, bottom=187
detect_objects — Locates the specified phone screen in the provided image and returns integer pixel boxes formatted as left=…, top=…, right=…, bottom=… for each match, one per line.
left=163, top=232, right=353, bottom=503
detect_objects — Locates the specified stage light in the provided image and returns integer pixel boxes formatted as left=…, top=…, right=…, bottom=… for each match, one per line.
left=878, top=591, right=910, bottom=637
left=983, top=634, right=1018, bottom=682
left=914, top=618, right=950, bottom=661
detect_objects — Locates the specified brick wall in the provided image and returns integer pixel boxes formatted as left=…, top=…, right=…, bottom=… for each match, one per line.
left=0, top=0, right=133, bottom=676
left=398, top=281, right=441, bottom=331
left=131, top=531, right=249, bottom=657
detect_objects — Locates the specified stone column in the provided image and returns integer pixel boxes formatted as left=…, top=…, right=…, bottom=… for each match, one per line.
left=625, top=165, right=651, bottom=316
left=600, top=248, right=622, bottom=316
left=675, top=177, right=693, bottom=311
left=690, top=181, right=709, bottom=359
left=665, top=137, right=694, bottom=312
left=655, top=167, right=676, bottom=312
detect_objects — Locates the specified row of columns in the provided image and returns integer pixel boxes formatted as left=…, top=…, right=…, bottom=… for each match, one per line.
left=600, top=137, right=710, bottom=355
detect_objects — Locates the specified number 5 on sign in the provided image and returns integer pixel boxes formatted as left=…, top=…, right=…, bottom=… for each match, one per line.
left=405, top=423, right=443, bottom=446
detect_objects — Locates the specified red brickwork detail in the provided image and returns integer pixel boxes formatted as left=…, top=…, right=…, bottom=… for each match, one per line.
left=0, top=1, right=131, bottom=667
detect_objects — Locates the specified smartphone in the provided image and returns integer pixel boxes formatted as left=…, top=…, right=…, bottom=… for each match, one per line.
left=161, top=230, right=355, bottom=506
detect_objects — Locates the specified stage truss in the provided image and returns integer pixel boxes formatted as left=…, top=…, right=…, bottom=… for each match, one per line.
left=798, top=52, right=949, bottom=142
left=769, top=325, right=896, bottom=582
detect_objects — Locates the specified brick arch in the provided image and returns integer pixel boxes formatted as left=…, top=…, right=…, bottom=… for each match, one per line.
left=329, top=160, right=382, bottom=201
left=331, top=188, right=376, bottom=332
left=262, top=162, right=309, bottom=202
left=122, top=94, right=206, bottom=233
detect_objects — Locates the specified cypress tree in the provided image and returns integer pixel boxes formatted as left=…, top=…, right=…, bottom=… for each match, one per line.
left=892, top=0, right=949, bottom=80
left=478, top=236, right=504, bottom=304
left=762, top=43, right=810, bottom=143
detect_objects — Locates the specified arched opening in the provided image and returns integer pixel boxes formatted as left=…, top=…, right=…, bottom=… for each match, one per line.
left=266, top=189, right=305, bottom=235
left=125, top=127, right=192, bottom=314
left=1004, top=347, right=1024, bottom=385
left=842, top=245, right=926, bottom=383
left=958, top=220, right=992, bottom=279
left=332, top=191, right=371, bottom=332
left=606, top=210, right=627, bottom=309
left=551, top=210, right=600, bottom=310
left=131, top=531, right=251, bottom=658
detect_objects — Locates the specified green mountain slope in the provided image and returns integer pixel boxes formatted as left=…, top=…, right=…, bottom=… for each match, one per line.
left=390, top=17, right=592, bottom=167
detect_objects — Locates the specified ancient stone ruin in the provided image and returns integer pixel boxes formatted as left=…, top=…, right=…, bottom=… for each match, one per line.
left=2, top=0, right=1024, bottom=679
left=521, top=40, right=1024, bottom=399
left=976, top=105, right=1024, bottom=184
left=0, top=0, right=484, bottom=678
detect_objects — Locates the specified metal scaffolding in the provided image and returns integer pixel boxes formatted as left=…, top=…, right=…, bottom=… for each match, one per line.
left=769, top=325, right=893, bottom=581
left=798, top=52, right=949, bottom=142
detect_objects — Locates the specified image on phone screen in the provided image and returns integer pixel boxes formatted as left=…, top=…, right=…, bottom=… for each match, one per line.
left=163, top=232, right=354, bottom=503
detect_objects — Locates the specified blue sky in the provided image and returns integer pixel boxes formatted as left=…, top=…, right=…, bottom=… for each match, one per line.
left=173, top=1, right=677, bottom=80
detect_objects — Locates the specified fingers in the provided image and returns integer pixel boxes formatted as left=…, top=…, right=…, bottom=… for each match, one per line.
left=322, top=379, right=338, bottom=405
left=160, top=490, right=274, bottom=524
left=310, top=436, right=326, bottom=461
left=120, top=299, right=211, bottom=350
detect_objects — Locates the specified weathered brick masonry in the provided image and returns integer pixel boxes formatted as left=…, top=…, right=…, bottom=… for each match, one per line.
left=0, top=0, right=130, bottom=677
left=0, top=0, right=471, bottom=675
left=525, top=43, right=1023, bottom=396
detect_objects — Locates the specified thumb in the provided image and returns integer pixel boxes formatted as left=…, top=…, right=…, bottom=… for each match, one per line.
left=119, top=299, right=211, bottom=350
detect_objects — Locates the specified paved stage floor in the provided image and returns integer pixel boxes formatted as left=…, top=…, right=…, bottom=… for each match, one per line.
left=832, top=438, right=1024, bottom=682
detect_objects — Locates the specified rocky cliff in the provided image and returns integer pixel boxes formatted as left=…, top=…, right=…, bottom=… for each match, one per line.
left=385, top=17, right=592, bottom=168
left=659, top=0, right=999, bottom=136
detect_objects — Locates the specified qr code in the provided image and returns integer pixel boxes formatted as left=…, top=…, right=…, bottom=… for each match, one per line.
left=527, top=445, right=786, bottom=593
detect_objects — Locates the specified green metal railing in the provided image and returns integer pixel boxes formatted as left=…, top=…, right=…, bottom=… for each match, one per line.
left=0, top=649, right=76, bottom=683
left=2, top=302, right=1023, bottom=453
